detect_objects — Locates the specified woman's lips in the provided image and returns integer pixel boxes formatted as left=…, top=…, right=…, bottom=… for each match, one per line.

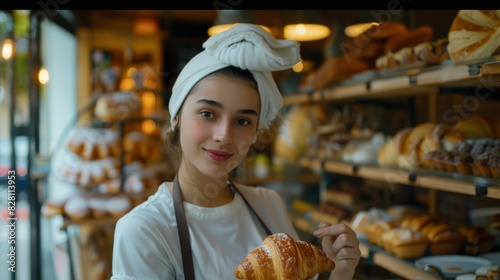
left=204, top=149, right=233, bottom=162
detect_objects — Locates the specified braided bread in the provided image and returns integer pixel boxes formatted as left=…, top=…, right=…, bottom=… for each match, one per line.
left=448, top=10, right=500, bottom=62
left=234, top=233, right=335, bottom=280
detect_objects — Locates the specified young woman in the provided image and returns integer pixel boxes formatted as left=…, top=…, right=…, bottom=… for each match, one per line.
left=112, top=23, right=360, bottom=280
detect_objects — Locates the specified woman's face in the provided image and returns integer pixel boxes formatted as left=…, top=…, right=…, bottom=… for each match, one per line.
left=178, top=75, right=260, bottom=178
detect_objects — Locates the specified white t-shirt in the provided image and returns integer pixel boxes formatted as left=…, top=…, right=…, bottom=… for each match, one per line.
left=111, top=182, right=308, bottom=280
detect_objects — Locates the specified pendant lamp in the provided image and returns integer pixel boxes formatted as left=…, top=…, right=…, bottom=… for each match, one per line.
left=207, top=10, right=271, bottom=36
left=282, top=10, right=331, bottom=42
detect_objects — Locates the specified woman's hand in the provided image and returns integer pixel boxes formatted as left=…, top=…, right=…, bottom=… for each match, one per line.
left=313, top=221, right=361, bottom=280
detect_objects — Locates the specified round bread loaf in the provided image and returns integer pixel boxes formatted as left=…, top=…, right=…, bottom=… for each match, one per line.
left=448, top=10, right=500, bottom=62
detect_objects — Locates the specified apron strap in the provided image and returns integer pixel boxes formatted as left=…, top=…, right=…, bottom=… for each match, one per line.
left=228, top=180, right=273, bottom=236
left=173, top=175, right=196, bottom=280
left=172, top=175, right=273, bottom=280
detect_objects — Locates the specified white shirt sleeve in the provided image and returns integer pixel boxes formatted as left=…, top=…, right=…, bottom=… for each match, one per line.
left=111, top=214, right=175, bottom=280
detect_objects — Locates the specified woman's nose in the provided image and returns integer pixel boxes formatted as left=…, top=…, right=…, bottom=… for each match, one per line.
left=213, top=120, right=232, bottom=144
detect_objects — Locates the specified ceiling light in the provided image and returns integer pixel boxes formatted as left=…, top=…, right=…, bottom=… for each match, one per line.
left=282, top=11, right=331, bottom=42
left=207, top=10, right=271, bottom=36
left=134, top=18, right=159, bottom=35
left=2, top=38, right=13, bottom=61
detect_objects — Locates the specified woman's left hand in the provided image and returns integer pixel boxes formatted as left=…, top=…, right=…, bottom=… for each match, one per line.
left=313, top=221, right=361, bottom=280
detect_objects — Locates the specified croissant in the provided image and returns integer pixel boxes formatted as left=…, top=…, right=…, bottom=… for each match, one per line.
left=234, top=233, right=335, bottom=280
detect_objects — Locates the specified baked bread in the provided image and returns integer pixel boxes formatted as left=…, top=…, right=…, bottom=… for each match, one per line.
left=55, top=157, right=120, bottom=187
left=94, top=91, right=141, bottom=122
left=66, top=127, right=121, bottom=161
left=457, top=225, right=496, bottom=255
left=442, top=115, right=494, bottom=151
left=123, top=131, right=166, bottom=164
left=386, top=228, right=428, bottom=259
left=377, top=127, right=412, bottom=167
left=421, top=222, right=466, bottom=255
left=413, top=38, right=450, bottom=65
left=448, top=10, right=500, bottom=62
left=63, top=195, right=91, bottom=221
left=41, top=195, right=69, bottom=218
left=397, top=123, right=436, bottom=170
left=234, top=233, right=335, bottom=280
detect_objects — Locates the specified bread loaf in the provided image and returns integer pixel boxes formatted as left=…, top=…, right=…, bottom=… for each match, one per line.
left=448, top=10, right=500, bottom=62
left=377, top=127, right=412, bottom=167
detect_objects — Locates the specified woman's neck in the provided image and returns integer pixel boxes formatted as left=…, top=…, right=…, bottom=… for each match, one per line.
left=176, top=160, right=234, bottom=207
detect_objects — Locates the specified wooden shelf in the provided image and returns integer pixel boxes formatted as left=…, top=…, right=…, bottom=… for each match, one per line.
left=234, top=170, right=320, bottom=186
left=297, top=157, right=500, bottom=199
left=284, top=56, right=500, bottom=106
left=291, top=216, right=439, bottom=279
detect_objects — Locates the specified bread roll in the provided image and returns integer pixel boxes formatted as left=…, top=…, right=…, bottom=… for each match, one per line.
left=448, top=10, right=500, bottom=62
left=388, top=228, right=428, bottom=259
left=377, top=127, right=412, bottom=167
left=94, top=91, right=141, bottom=122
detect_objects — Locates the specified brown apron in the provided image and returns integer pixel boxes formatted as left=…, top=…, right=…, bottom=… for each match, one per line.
left=173, top=175, right=273, bottom=280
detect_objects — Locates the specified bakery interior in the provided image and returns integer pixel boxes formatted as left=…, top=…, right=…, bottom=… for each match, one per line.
left=1, top=9, right=500, bottom=280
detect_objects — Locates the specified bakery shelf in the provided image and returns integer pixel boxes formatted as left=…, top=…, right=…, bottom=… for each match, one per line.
left=284, top=55, right=500, bottom=106
left=291, top=213, right=439, bottom=279
left=235, top=170, right=320, bottom=186
left=297, top=157, right=500, bottom=200
left=359, top=241, right=440, bottom=280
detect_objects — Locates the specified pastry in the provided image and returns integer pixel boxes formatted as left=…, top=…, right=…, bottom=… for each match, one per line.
left=41, top=195, right=69, bottom=218
left=56, top=157, right=120, bottom=187
left=377, top=127, right=412, bottom=167
left=106, top=195, right=133, bottom=219
left=421, top=222, right=466, bottom=255
left=457, top=225, right=496, bottom=255
left=65, top=127, right=121, bottom=161
left=63, top=195, right=91, bottom=221
left=448, top=10, right=500, bottom=62
left=87, top=195, right=110, bottom=219
left=94, top=91, right=141, bottom=122
left=397, top=122, right=436, bottom=170
left=413, top=38, right=450, bottom=65
left=419, top=123, right=453, bottom=169
left=123, top=131, right=166, bottom=164
left=388, top=228, right=428, bottom=259
left=234, top=233, right=335, bottom=280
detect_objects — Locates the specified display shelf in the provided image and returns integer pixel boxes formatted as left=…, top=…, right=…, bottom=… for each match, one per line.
left=284, top=56, right=500, bottom=106
left=296, top=156, right=500, bottom=199
left=291, top=213, right=439, bottom=279
left=235, top=171, right=320, bottom=186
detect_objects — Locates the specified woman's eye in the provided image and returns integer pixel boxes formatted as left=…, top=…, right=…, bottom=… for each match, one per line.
left=200, top=111, right=214, bottom=118
left=237, top=119, right=251, bottom=126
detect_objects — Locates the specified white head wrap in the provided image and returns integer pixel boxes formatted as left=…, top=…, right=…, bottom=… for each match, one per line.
left=169, top=23, right=301, bottom=129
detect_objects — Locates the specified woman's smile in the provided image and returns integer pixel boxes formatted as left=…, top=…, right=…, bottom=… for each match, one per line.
left=204, top=148, right=234, bottom=162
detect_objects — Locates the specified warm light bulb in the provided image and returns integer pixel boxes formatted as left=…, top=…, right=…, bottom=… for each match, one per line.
left=208, top=23, right=272, bottom=36
left=38, top=67, right=49, bottom=85
left=294, top=24, right=307, bottom=36
left=142, top=91, right=156, bottom=115
left=142, top=120, right=156, bottom=135
left=2, top=39, right=13, bottom=60
left=284, top=24, right=331, bottom=42
left=292, top=61, right=304, bottom=73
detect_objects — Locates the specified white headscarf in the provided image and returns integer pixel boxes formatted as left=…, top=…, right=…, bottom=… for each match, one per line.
left=168, top=23, right=301, bottom=129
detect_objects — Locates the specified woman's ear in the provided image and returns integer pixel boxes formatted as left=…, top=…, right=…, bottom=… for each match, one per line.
left=171, top=116, right=179, bottom=132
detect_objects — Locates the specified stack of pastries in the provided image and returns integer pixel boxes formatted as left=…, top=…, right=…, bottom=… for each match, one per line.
left=364, top=213, right=496, bottom=258
left=377, top=115, right=496, bottom=173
